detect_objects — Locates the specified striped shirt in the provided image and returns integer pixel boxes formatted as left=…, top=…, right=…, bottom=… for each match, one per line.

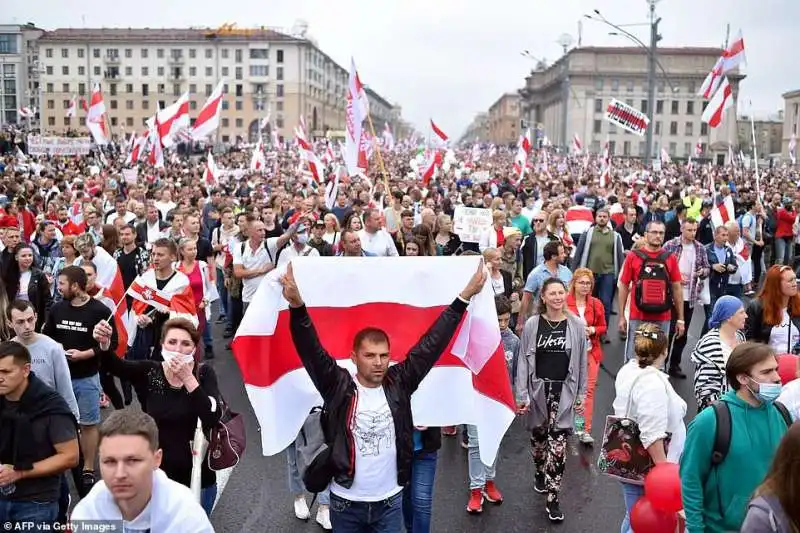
left=690, top=328, right=746, bottom=409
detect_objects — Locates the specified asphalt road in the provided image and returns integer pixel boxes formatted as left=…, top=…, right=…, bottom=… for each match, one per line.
left=208, top=306, right=705, bottom=533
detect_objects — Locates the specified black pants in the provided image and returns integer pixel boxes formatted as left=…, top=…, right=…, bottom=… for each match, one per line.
left=99, top=370, right=126, bottom=409
left=668, top=302, right=693, bottom=371
left=752, top=243, right=764, bottom=285
left=230, top=295, right=244, bottom=331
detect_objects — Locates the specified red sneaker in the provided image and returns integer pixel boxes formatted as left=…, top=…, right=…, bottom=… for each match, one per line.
left=483, top=480, right=504, bottom=504
left=466, top=488, right=484, bottom=514
left=442, top=426, right=457, bottom=436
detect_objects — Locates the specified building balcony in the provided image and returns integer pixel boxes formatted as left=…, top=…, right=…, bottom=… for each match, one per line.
left=104, top=55, right=120, bottom=65
left=168, top=73, right=185, bottom=82
left=103, top=70, right=121, bottom=80
left=168, top=56, right=184, bottom=65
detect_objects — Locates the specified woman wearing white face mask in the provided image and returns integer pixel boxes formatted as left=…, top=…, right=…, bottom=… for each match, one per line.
left=92, top=317, right=222, bottom=516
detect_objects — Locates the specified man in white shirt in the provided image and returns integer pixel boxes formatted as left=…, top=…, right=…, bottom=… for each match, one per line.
left=233, top=219, right=275, bottom=313
left=71, top=409, right=213, bottom=532
left=358, top=209, right=399, bottom=257
left=266, top=216, right=320, bottom=268
left=104, top=197, right=136, bottom=225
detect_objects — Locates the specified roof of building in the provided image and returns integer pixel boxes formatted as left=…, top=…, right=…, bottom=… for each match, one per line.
left=574, top=46, right=724, bottom=56
left=783, top=89, right=800, bottom=99
left=364, top=86, right=393, bottom=110
left=39, top=27, right=303, bottom=43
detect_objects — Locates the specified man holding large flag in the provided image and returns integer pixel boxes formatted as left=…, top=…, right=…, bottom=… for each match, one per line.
left=276, top=259, right=486, bottom=531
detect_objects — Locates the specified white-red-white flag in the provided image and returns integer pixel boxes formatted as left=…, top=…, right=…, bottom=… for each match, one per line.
left=93, top=247, right=129, bottom=357
left=382, top=122, right=395, bottom=151
left=231, top=257, right=515, bottom=464
left=86, top=83, right=109, bottom=145
left=344, top=59, right=369, bottom=176
left=66, top=97, right=78, bottom=118
left=127, top=277, right=172, bottom=313
left=698, top=57, right=724, bottom=99
left=146, top=114, right=164, bottom=169
left=721, top=30, right=746, bottom=72
left=789, top=133, right=797, bottom=165
left=204, top=151, right=220, bottom=186
left=191, top=80, right=225, bottom=140
left=420, top=152, right=437, bottom=186
left=157, top=92, right=190, bottom=148
left=599, top=138, right=610, bottom=188
left=297, top=136, right=322, bottom=183
left=18, top=107, right=35, bottom=118
left=711, top=195, right=735, bottom=229
left=430, top=119, right=449, bottom=147
left=661, top=147, right=671, bottom=164
left=702, top=78, right=732, bottom=128
left=513, top=129, right=532, bottom=176
left=250, top=137, right=265, bottom=171
left=572, top=133, right=582, bottom=154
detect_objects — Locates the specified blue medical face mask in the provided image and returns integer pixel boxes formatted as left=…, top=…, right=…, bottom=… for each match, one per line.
left=747, top=377, right=782, bottom=404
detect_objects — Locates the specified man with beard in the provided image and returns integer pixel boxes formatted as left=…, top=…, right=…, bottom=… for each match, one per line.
left=55, top=206, right=82, bottom=237
left=43, top=266, right=118, bottom=496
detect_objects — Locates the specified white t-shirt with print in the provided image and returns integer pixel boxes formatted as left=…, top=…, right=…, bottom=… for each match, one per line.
left=330, top=382, right=402, bottom=502
left=769, top=309, right=800, bottom=354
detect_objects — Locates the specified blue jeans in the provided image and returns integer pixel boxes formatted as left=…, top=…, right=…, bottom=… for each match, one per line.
left=0, top=498, right=59, bottom=523
left=594, top=273, right=615, bottom=326
left=726, top=284, right=744, bottom=299
left=774, top=237, right=792, bottom=265
left=71, top=374, right=101, bottom=425
left=620, top=482, right=645, bottom=533
left=466, top=424, right=496, bottom=489
left=216, top=267, right=228, bottom=319
left=330, top=491, right=403, bottom=533
left=285, top=442, right=330, bottom=505
left=402, top=451, right=437, bottom=533
left=201, top=484, right=217, bottom=516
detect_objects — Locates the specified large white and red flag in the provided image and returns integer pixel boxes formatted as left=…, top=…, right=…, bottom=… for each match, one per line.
left=129, top=268, right=197, bottom=345
left=430, top=119, right=449, bottom=147
left=204, top=150, right=220, bottom=186
left=18, top=107, right=35, bottom=119
left=86, top=83, right=109, bottom=145
left=572, top=133, right=583, bottom=154
left=382, top=122, right=395, bottom=151
left=157, top=92, right=190, bottom=148
left=66, top=96, right=78, bottom=118
left=599, top=138, right=611, bottom=188
left=127, top=277, right=172, bottom=313
left=146, top=115, right=164, bottom=169
left=297, top=136, right=322, bottom=183
left=93, top=247, right=128, bottom=357
left=512, top=128, right=532, bottom=176
left=702, top=77, right=733, bottom=128
left=191, top=80, right=225, bottom=140
left=232, top=257, right=515, bottom=464
left=721, top=30, right=746, bottom=72
left=698, top=57, right=724, bottom=99
left=344, top=59, right=369, bottom=176
left=711, top=195, right=736, bottom=229
left=789, top=133, right=797, bottom=165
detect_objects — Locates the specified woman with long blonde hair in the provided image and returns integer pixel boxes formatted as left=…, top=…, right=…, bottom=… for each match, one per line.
left=548, top=209, right=573, bottom=255
left=566, top=268, right=607, bottom=445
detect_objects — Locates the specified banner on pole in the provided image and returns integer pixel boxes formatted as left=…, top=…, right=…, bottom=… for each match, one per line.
left=605, top=99, right=649, bottom=137
left=27, top=136, right=92, bottom=156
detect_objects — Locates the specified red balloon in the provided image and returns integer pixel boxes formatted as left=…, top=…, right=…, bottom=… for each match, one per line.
left=630, top=496, right=678, bottom=533
left=776, top=353, right=799, bottom=385
left=644, top=462, right=683, bottom=513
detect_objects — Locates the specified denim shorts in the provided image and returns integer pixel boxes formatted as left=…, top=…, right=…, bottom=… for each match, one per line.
left=71, top=374, right=101, bottom=425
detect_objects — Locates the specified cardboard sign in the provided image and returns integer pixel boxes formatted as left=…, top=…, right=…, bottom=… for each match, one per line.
left=122, top=168, right=138, bottom=185
left=652, top=159, right=662, bottom=171
left=27, top=135, right=92, bottom=156
left=605, top=99, right=649, bottom=136
left=453, top=206, right=492, bottom=244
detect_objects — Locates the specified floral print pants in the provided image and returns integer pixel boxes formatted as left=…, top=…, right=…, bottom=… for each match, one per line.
left=530, top=383, right=569, bottom=503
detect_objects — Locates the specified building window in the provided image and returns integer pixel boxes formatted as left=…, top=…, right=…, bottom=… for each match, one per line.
left=639, top=141, right=646, bottom=156
left=109, top=84, right=117, bottom=96
left=190, top=101, right=197, bottom=111
left=684, top=142, right=692, bottom=157
left=94, top=66, right=101, bottom=76
left=221, top=100, right=229, bottom=110
left=189, top=66, right=196, bottom=77
left=221, top=118, right=229, bottom=127
left=655, top=100, right=663, bottom=114
left=139, top=48, right=147, bottom=58
left=221, top=49, right=229, bottom=59
left=235, top=118, right=243, bottom=128
left=64, top=117, right=71, bottom=126
left=142, top=100, right=149, bottom=110
left=276, top=117, right=284, bottom=128
left=109, top=100, right=117, bottom=109
left=277, top=67, right=285, bottom=81
left=626, top=79, right=634, bottom=92
left=669, top=142, right=677, bottom=155
left=205, top=49, right=213, bottom=59
left=142, top=67, right=149, bottom=76
left=276, top=101, right=284, bottom=111
left=46, top=83, right=54, bottom=92
left=48, top=116, right=55, bottom=126
left=671, top=100, right=679, bottom=114
left=609, top=123, right=617, bottom=134
left=594, top=78, right=603, bottom=90
left=234, top=100, right=242, bottom=111
left=235, top=67, right=243, bottom=80
left=608, top=141, right=616, bottom=154
left=611, top=78, right=619, bottom=91
left=276, top=49, right=284, bottom=63
left=77, top=66, right=85, bottom=76
left=205, top=84, right=212, bottom=96
left=125, top=83, right=132, bottom=93
left=188, top=83, right=196, bottom=93
left=685, top=122, right=693, bottom=136
left=45, top=48, right=53, bottom=58
left=61, top=48, right=68, bottom=58
left=249, top=65, right=268, bottom=77
left=701, top=122, right=708, bottom=136
left=206, top=67, right=212, bottom=77
left=157, top=67, right=164, bottom=76
left=276, top=84, right=284, bottom=97
left=670, top=121, right=678, bottom=135
left=62, top=66, right=69, bottom=75
left=235, top=84, right=243, bottom=97
left=62, top=100, right=71, bottom=109
left=93, top=48, right=100, bottom=58
left=623, top=141, right=631, bottom=155
left=78, top=83, right=85, bottom=94
left=655, top=121, right=661, bottom=135
left=62, top=83, right=69, bottom=92
left=157, top=83, right=165, bottom=94
left=47, top=99, right=55, bottom=110
left=593, top=120, right=602, bottom=134
left=77, top=48, right=84, bottom=58
left=126, top=117, right=134, bottom=127
left=235, top=49, right=243, bottom=63
left=625, top=98, right=633, bottom=108
left=221, top=67, right=229, bottom=77
left=124, top=66, right=132, bottom=76
left=594, top=99, right=602, bottom=113
left=110, top=117, right=118, bottom=127
left=250, top=48, right=269, bottom=59
left=126, top=100, right=134, bottom=110
left=157, top=48, right=164, bottom=59
left=686, top=101, right=694, bottom=115
left=142, top=84, right=148, bottom=96
left=658, top=81, right=665, bottom=93
left=189, top=49, right=196, bottom=59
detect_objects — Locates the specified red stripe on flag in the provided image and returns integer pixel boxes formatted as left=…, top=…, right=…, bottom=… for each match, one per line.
left=232, top=303, right=515, bottom=410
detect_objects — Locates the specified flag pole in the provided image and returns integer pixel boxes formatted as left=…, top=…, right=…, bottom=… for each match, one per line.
left=749, top=101, right=761, bottom=201
left=364, top=113, right=392, bottom=204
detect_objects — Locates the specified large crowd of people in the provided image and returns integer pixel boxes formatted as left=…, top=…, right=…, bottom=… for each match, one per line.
left=1, top=129, right=800, bottom=532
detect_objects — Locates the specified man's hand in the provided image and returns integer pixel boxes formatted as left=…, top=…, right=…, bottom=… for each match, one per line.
left=65, top=349, right=93, bottom=361
left=460, top=259, right=488, bottom=300
left=713, top=263, right=726, bottom=273
left=280, top=262, right=304, bottom=308
left=618, top=316, right=627, bottom=335
left=136, top=314, right=153, bottom=327
left=0, top=465, right=22, bottom=487
left=516, top=402, right=529, bottom=415
left=675, top=321, right=686, bottom=338
left=93, top=320, right=113, bottom=351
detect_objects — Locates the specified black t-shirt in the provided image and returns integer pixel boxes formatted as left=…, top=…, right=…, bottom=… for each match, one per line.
left=535, top=318, right=570, bottom=387
left=116, top=247, right=139, bottom=289
left=196, top=237, right=212, bottom=262
left=43, top=298, right=115, bottom=379
left=1, top=402, right=77, bottom=502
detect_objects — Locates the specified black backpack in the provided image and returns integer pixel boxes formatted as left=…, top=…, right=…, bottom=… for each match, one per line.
left=633, top=250, right=673, bottom=314
left=710, top=400, right=792, bottom=466
left=240, top=239, right=290, bottom=267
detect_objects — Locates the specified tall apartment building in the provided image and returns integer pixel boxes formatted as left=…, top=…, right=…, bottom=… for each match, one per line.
left=35, top=26, right=400, bottom=143
left=782, top=90, right=800, bottom=159
left=737, top=114, right=783, bottom=157
left=459, top=112, right=489, bottom=143
left=0, top=23, right=45, bottom=128
left=519, top=46, right=740, bottom=162
left=487, top=93, right=521, bottom=145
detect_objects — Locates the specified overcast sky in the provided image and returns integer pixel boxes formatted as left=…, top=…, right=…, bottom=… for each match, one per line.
left=9, top=0, right=798, bottom=138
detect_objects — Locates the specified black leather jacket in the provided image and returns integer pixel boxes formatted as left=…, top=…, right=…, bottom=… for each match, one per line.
left=288, top=298, right=467, bottom=489
left=746, top=299, right=800, bottom=351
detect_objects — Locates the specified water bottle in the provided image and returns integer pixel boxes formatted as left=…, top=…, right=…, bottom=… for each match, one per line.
left=574, top=413, right=585, bottom=434
left=0, top=465, right=15, bottom=496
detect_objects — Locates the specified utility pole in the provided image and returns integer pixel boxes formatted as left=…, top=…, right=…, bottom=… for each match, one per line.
left=645, top=0, right=661, bottom=165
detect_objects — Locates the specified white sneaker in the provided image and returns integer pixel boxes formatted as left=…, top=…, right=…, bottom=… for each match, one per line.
left=316, top=505, right=332, bottom=530
left=294, top=496, right=310, bottom=520
left=579, top=432, right=595, bottom=445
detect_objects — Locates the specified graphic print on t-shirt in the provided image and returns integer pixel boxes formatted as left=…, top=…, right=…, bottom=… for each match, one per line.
left=354, top=409, right=395, bottom=457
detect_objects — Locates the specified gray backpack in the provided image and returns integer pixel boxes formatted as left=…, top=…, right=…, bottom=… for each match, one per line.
left=294, top=407, right=332, bottom=494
